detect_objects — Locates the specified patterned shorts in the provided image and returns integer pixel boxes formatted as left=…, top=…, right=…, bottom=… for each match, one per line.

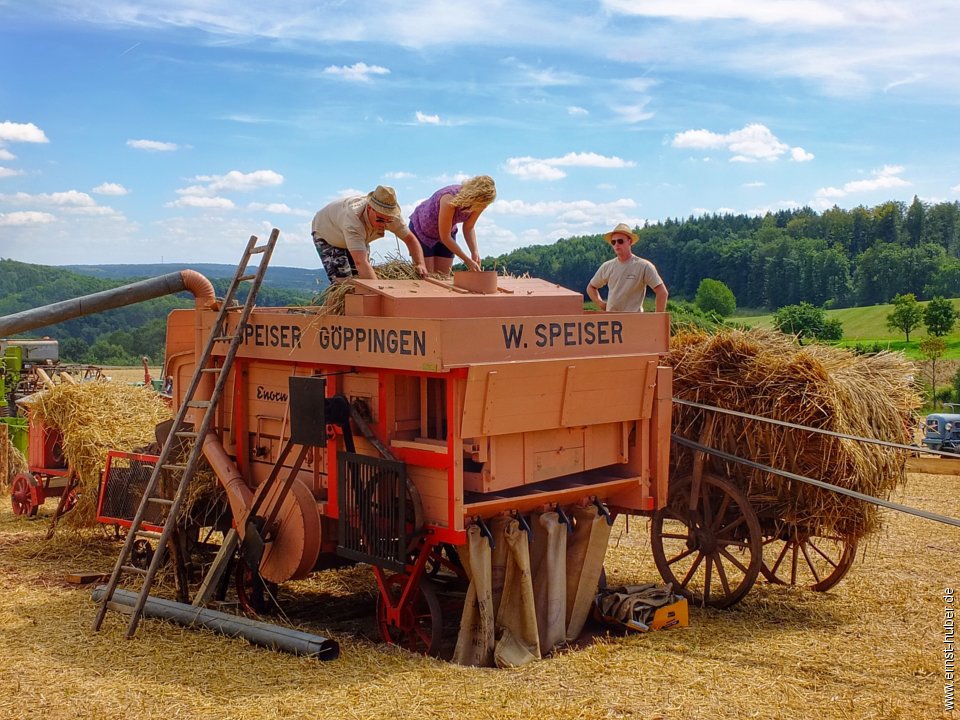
left=314, top=238, right=357, bottom=282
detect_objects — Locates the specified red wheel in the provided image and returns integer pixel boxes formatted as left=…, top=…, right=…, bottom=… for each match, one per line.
left=11, top=472, right=42, bottom=517
left=376, top=573, right=442, bottom=656
left=761, top=528, right=858, bottom=591
left=651, top=472, right=762, bottom=608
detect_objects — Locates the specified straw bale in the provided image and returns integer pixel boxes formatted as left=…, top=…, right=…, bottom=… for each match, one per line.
left=21, top=381, right=172, bottom=527
left=0, top=426, right=29, bottom=490
left=668, top=328, right=922, bottom=539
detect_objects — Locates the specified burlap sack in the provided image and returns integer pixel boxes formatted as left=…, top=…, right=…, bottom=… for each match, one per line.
left=452, top=525, right=495, bottom=666
left=494, top=519, right=540, bottom=667
left=565, top=504, right=612, bottom=641
left=531, top=511, right=567, bottom=655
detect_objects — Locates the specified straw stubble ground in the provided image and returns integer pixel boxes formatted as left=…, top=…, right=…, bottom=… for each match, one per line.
left=0, top=472, right=956, bottom=720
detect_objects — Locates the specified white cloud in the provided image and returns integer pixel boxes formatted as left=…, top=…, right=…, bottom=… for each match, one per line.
left=611, top=99, right=654, bottom=123
left=567, top=106, right=589, bottom=116
left=93, top=182, right=129, bottom=196
left=0, top=149, right=15, bottom=161
left=166, top=195, right=236, bottom=209
left=0, top=190, right=97, bottom=207
left=385, top=171, right=415, bottom=179
left=602, top=0, right=848, bottom=27
left=248, top=202, right=310, bottom=217
left=127, top=139, right=179, bottom=152
left=323, top=62, right=390, bottom=82
left=0, top=167, right=23, bottom=178
left=673, top=123, right=808, bottom=162
left=0, top=210, right=56, bottom=226
left=743, top=181, right=766, bottom=188
left=951, top=184, right=960, bottom=194
left=504, top=152, right=636, bottom=180
left=815, top=165, right=910, bottom=199
left=0, top=121, right=49, bottom=144
left=415, top=111, right=442, bottom=125
left=182, top=170, right=284, bottom=196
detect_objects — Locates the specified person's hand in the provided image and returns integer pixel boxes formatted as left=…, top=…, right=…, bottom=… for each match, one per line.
left=471, top=250, right=482, bottom=268
left=414, top=262, right=428, bottom=278
left=465, top=257, right=481, bottom=272
left=599, top=299, right=607, bottom=311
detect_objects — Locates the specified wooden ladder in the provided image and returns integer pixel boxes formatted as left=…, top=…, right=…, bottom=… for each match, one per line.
left=92, top=229, right=278, bottom=638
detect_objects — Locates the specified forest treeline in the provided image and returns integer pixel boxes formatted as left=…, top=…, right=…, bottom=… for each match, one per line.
left=491, top=198, right=960, bottom=310
left=0, top=260, right=314, bottom=365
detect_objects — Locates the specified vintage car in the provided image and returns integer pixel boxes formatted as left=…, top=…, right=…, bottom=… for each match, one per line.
left=921, top=404, right=960, bottom=454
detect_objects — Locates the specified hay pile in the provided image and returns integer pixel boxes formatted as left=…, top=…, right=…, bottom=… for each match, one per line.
left=22, top=381, right=172, bottom=527
left=668, top=329, right=921, bottom=539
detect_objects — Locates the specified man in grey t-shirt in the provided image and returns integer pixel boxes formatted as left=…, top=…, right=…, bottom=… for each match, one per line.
left=587, top=223, right=668, bottom=312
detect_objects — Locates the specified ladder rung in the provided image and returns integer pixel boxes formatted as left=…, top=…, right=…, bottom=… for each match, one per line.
left=121, top=564, right=149, bottom=575
left=238, top=274, right=256, bottom=282
left=213, top=335, right=232, bottom=342
left=160, top=464, right=185, bottom=472
left=186, top=400, right=212, bottom=408
left=174, top=430, right=199, bottom=438
left=250, top=245, right=268, bottom=255
left=147, top=496, right=175, bottom=505
left=135, top=530, right=163, bottom=540
left=200, top=367, right=221, bottom=373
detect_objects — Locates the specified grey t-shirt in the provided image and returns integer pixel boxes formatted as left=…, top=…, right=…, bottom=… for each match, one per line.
left=590, top=255, right=663, bottom=312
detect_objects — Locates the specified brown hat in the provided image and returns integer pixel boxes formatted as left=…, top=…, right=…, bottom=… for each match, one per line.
left=367, top=185, right=402, bottom=218
left=604, top=222, right=638, bottom=245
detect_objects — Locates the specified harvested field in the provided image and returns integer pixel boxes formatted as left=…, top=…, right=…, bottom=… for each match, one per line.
left=1, top=472, right=957, bottom=720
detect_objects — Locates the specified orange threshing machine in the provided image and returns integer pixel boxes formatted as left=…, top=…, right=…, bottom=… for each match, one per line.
left=157, top=270, right=672, bottom=654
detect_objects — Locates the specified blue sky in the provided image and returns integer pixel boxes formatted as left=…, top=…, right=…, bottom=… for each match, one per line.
left=1, top=1, right=959, bottom=269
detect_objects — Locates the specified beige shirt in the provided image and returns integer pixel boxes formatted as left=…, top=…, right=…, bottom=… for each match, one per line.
left=311, top=196, right=410, bottom=253
left=590, top=255, right=663, bottom=312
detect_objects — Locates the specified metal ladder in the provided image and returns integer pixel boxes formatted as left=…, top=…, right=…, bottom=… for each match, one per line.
left=92, top=229, right=279, bottom=638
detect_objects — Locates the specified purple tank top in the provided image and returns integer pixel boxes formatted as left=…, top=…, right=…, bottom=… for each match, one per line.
left=409, top=185, right=473, bottom=248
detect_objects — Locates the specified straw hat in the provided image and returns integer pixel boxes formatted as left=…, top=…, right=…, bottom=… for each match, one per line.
left=366, top=185, right=402, bottom=218
left=604, top=222, right=638, bottom=244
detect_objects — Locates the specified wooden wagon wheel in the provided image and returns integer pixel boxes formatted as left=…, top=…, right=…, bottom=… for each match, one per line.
left=10, top=472, right=42, bottom=517
left=651, top=472, right=762, bottom=608
left=376, top=573, right=443, bottom=656
left=760, top=527, right=858, bottom=592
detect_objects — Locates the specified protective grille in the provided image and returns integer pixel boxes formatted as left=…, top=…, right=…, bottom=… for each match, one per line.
left=337, top=452, right=408, bottom=571
left=99, top=452, right=165, bottom=528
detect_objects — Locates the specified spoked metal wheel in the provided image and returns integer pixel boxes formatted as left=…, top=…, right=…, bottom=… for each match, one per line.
left=235, top=561, right=279, bottom=615
left=11, top=472, right=42, bottom=517
left=761, top=527, right=858, bottom=591
left=376, top=573, right=442, bottom=656
left=651, top=472, right=762, bottom=608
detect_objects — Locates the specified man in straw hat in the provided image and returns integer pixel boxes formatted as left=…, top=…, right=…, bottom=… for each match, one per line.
left=586, top=222, right=668, bottom=312
left=311, top=185, right=428, bottom=282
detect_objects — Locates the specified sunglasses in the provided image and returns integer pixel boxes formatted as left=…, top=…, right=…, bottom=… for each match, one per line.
left=610, top=237, right=628, bottom=246
left=369, top=207, right=392, bottom=224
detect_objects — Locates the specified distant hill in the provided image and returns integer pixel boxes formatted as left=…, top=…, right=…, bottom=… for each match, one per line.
left=63, top=263, right=328, bottom=294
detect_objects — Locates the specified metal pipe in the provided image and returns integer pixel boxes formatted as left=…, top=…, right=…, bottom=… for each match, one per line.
left=90, top=586, right=339, bottom=660
left=0, top=270, right=216, bottom=338
left=202, top=431, right=254, bottom=535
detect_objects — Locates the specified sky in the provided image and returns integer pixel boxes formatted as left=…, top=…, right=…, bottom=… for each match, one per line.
left=1, top=1, right=959, bottom=270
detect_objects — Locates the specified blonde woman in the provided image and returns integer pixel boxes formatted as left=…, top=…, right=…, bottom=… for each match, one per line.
left=409, top=175, right=496, bottom=274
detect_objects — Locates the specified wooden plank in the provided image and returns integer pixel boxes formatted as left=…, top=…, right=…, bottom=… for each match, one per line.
left=66, top=571, right=110, bottom=585
left=906, top=456, right=960, bottom=476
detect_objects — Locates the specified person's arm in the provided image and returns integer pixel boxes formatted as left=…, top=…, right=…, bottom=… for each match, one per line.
left=399, top=230, right=428, bottom=278
left=586, top=283, right=607, bottom=311
left=653, top=283, right=668, bottom=313
left=349, top=249, right=378, bottom=280
left=438, top=195, right=481, bottom=271
left=461, top=209, right=483, bottom=268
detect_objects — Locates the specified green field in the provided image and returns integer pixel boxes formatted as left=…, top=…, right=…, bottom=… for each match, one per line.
left=733, top=298, right=960, bottom=359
